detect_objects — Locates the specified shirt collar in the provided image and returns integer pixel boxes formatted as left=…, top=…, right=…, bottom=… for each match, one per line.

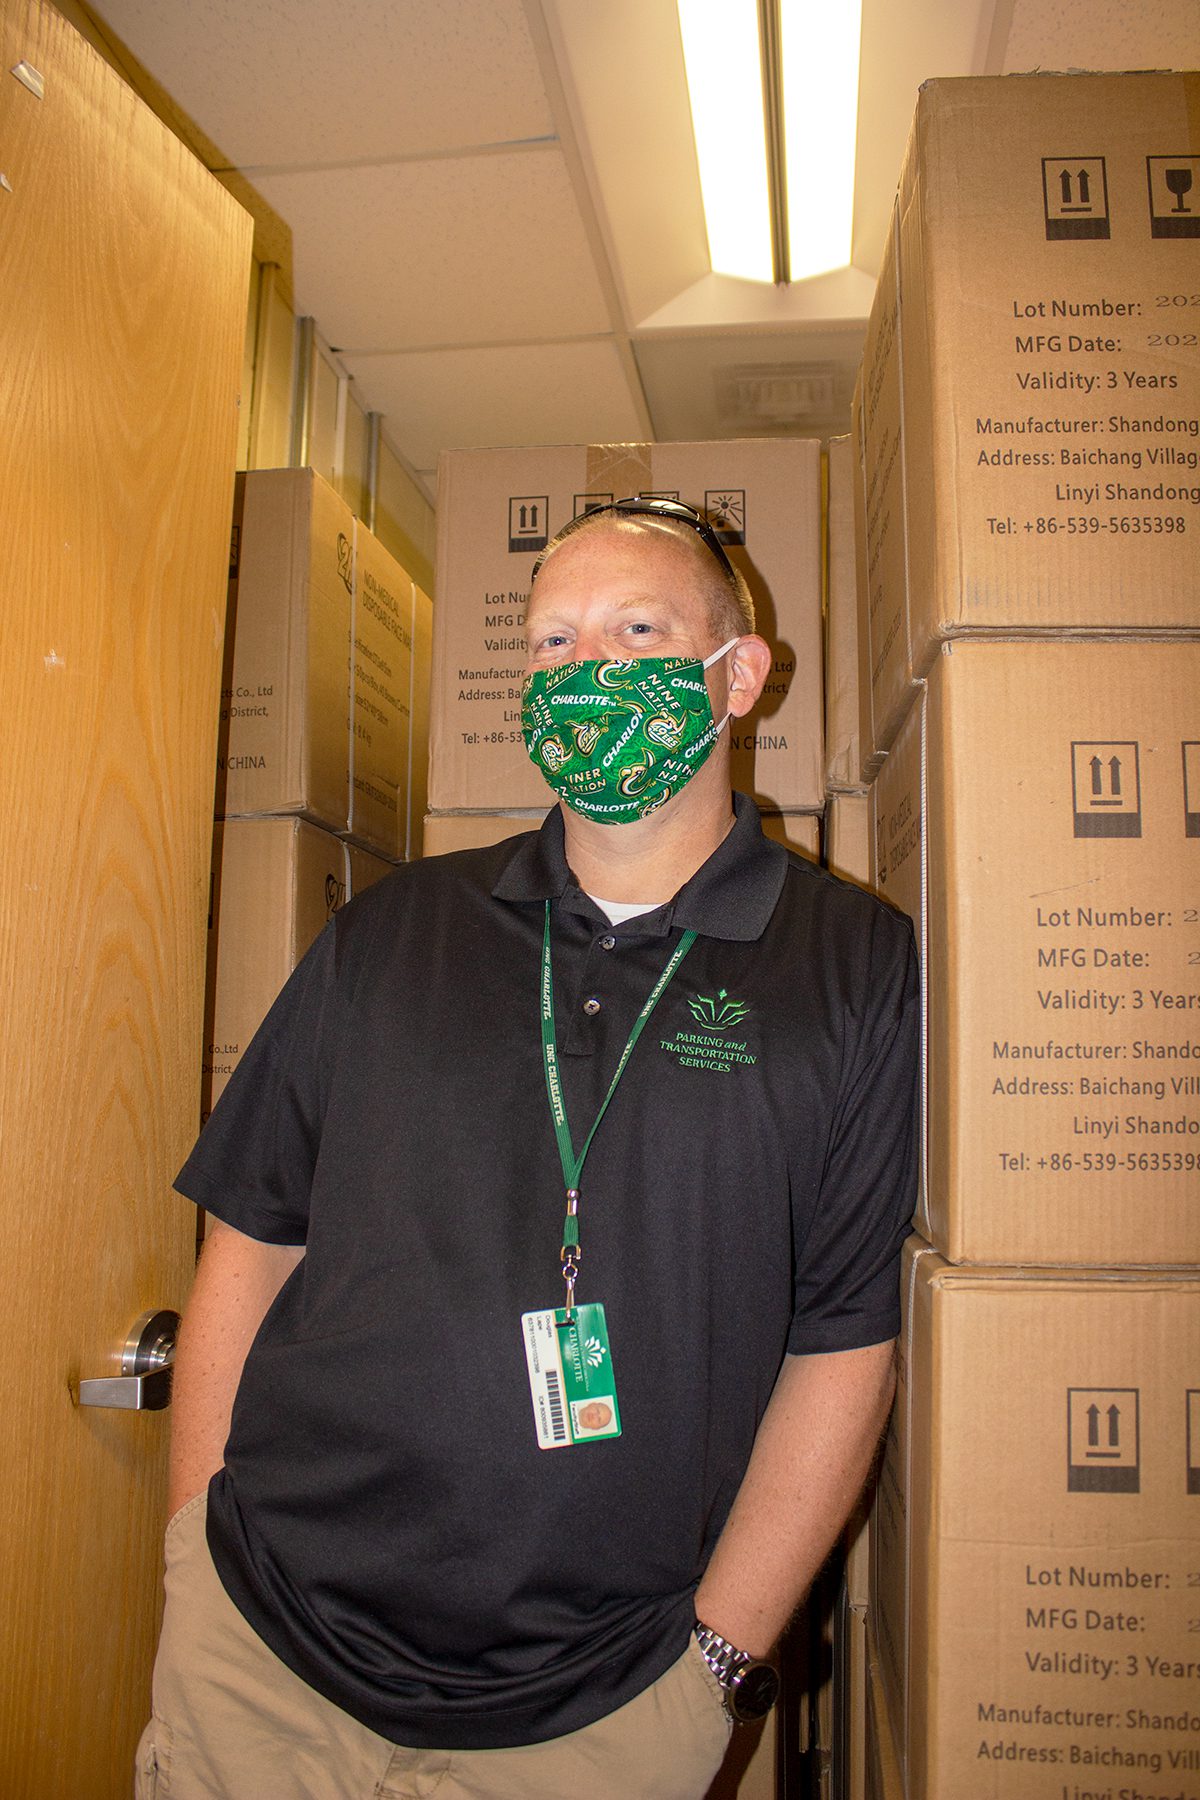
left=491, top=793, right=789, bottom=943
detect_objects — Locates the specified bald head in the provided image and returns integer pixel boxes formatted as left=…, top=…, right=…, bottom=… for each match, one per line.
left=529, top=507, right=755, bottom=644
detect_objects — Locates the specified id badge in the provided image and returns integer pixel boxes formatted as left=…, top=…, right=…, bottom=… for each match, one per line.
left=520, top=1302, right=622, bottom=1449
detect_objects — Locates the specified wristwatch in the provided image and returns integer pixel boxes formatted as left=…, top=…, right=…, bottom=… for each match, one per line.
left=693, top=1623, right=781, bottom=1724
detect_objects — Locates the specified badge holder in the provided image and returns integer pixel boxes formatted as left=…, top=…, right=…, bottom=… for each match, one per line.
left=522, top=904, right=696, bottom=1450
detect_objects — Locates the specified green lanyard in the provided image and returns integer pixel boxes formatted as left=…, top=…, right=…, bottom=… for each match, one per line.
left=540, top=899, right=697, bottom=1316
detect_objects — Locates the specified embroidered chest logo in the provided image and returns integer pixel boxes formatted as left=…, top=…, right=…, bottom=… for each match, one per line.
left=659, top=988, right=759, bottom=1075
left=687, top=989, right=750, bottom=1031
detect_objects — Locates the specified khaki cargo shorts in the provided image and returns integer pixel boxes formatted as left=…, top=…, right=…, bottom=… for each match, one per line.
left=135, top=1492, right=732, bottom=1800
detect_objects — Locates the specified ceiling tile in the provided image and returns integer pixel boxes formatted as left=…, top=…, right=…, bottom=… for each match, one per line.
left=340, top=341, right=646, bottom=469
left=254, top=148, right=611, bottom=348
left=94, top=0, right=554, bottom=165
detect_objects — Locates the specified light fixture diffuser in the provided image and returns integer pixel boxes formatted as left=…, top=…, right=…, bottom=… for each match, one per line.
left=677, top=0, right=773, bottom=284
left=678, top=0, right=862, bottom=286
left=782, top=0, right=862, bottom=280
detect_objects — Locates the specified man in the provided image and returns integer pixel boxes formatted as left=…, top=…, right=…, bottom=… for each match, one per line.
left=138, top=497, right=918, bottom=1800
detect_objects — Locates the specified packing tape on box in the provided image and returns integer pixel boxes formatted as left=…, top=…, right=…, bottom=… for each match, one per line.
left=584, top=443, right=655, bottom=513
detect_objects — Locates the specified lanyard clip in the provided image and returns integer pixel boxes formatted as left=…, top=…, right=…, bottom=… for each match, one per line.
left=560, top=1243, right=581, bottom=1322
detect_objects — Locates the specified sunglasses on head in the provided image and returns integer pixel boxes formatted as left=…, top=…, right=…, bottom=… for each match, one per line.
left=529, top=495, right=738, bottom=585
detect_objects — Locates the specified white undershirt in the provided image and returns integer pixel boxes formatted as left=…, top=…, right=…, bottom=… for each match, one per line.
left=586, top=894, right=659, bottom=925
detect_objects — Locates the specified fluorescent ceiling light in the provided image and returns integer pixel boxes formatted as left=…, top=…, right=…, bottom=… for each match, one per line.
left=782, top=1, right=861, bottom=278
left=677, top=0, right=773, bottom=284
left=678, top=0, right=862, bottom=285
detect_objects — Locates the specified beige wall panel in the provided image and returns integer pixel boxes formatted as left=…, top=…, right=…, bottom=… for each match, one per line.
left=341, top=338, right=644, bottom=474
left=375, top=436, right=436, bottom=595
left=0, top=4, right=252, bottom=1794
left=339, top=384, right=371, bottom=522
left=307, top=337, right=341, bottom=488
left=247, top=260, right=294, bottom=471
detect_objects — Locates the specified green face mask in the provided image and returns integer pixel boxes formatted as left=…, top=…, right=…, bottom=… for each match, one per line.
left=521, top=640, right=738, bottom=824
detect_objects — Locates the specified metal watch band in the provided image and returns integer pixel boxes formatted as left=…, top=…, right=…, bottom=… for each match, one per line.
left=693, top=1623, right=751, bottom=1687
left=693, top=1623, right=781, bottom=1724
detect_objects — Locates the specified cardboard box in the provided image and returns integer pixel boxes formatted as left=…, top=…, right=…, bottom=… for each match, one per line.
left=407, top=584, right=434, bottom=858
left=855, top=73, right=1200, bottom=761
left=203, top=817, right=349, bottom=1116
left=760, top=811, right=821, bottom=861
left=349, top=520, right=414, bottom=859
left=874, top=1235, right=1200, bottom=1800
left=825, top=792, right=872, bottom=890
left=872, top=640, right=1200, bottom=1266
left=422, top=812, right=547, bottom=856
left=850, top=419, right=888, bottom=787
left=833, top=1594, right=870, bottom=1800
left=845, top=1494, right=872, bottom=1615
left=815, top=1663, right=835, bottom=1797
left=825, top=436, right=865, bottom=791
left=346, top=842, right=395, bottom=895
left=219, top=468, right=417, bottom=857
left=219, top=469, right=353, bottom=833
left=431, top=441, right=824, bottom=813
left=865, top=1648, right=904, bottom=1800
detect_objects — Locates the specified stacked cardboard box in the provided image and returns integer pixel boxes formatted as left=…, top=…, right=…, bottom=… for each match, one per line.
left=865, top=643, right=1200, bottom=1800
left=422, top=812, right=548, bottom=857
left=220, top=467, right=431, bottom=861
left=823, top=433, right=883, bottom=1798
left=825, top=1504, right=872, bottom=1800
left=824, top=436, right=867, bottom=796
left=852, top=72, right=1199, bottom=771
left=408, top=583, right=434, bottom=859
left=842, top=72, right=1200, bottom=1800
left=824, top=791, right=870, bottom=892
left=205, top=469, right=432, bottom=1117
left=425, top=441, right=826, bottom=856
left=203, top=818, right=391, bottom=1120
left=824, top=434, right=874, bottom=904
left=865, top=1651, right=904, bottom=1800
left=873, top=1239, right=1200, bottom=1800
left=872, top=640, right=1198, bottom=1268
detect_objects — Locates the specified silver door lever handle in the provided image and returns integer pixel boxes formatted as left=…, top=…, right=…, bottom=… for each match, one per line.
left=78, top=1309, right=180, bottom=1411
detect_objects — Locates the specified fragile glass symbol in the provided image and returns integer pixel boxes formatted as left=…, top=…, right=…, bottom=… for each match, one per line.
left=1165, top=167, right=1194, bottom=213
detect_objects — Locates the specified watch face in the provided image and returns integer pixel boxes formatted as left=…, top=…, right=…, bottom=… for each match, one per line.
left=729, top=1660, right=781, bottom=1723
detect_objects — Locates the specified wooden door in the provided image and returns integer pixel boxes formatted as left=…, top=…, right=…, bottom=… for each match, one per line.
left=0, top=4, right=252, bottom=1793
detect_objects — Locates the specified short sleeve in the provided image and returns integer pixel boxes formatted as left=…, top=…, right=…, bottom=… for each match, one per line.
left=787, top=905, right=919, bottom=1354
left=175, top=920, right=340, bottom=1244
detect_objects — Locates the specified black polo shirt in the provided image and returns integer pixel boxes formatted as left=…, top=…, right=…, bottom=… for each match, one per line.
left=179, top=796, right=918, bottom=1750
